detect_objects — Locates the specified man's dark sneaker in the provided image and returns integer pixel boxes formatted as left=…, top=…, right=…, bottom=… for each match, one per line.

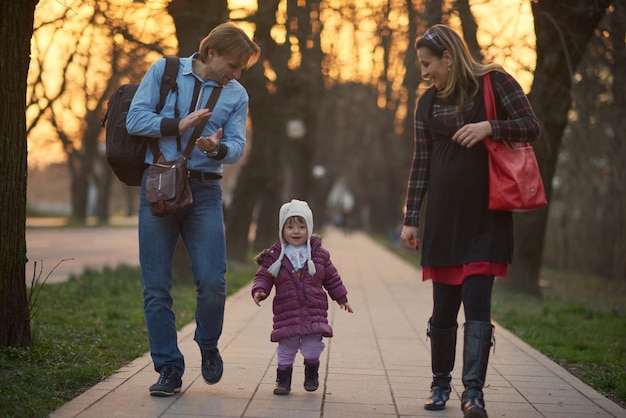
left=201, top=348, right=223, bottom=385
left=149, top=368, right=182, bottom=397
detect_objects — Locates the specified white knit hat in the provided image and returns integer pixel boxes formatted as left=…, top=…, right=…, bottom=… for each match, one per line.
left=267, top=199, right=316, bottom=277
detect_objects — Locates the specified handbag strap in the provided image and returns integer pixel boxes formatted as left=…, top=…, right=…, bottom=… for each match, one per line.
left=483, top=72, right=497, bottom=121
left=182, top=85, right=223, bottom=158
left=482, top=73, right=497, bottom=152
left=483, top=73, right=522, bottom=151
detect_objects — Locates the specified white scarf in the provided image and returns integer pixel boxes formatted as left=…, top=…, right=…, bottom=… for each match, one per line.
left=284, top=244, right=308, bottom=271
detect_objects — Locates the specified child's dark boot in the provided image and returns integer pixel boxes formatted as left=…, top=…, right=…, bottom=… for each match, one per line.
left=303, top=360, right=320, bottom=392
left=274, top=367, right=292, bottom=395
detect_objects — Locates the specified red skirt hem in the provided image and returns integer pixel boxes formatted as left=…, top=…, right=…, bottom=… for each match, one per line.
left=422, top=262, right=508, bottom=285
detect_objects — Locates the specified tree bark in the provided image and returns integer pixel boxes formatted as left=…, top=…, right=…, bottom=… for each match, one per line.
left=227, top=0, right=285, bottom=262
left=0, top=0, right=39, bottom=347
left=455, top=0, right=482, bottom=62
left=609, top=1, right=626, bottom=282
left=168, top=0, right=228, bottom=56
left=167, top=0, right=228, bottom=279
left=226, top=0, right=327, bottom=260
left=507, top=0, right=613, bottom=294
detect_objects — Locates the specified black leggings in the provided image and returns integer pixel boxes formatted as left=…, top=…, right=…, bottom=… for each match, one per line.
left=430, top=275, right=494, bottom=329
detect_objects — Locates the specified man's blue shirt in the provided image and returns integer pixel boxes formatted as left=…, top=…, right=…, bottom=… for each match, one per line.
left=127, top=54, right=249, bottom=174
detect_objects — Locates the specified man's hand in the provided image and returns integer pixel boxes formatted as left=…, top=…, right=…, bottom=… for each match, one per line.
left=178, top=109, right=211, bottom=132
left=196, top=128, right=223, bottom=154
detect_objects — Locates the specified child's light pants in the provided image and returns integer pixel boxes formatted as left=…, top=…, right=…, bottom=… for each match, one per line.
left=276, top=334, right=325, bottom=367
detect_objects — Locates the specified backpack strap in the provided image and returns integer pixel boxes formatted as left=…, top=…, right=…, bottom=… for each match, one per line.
left=151, top=56, right=180, bottom=157
left=157, top=56, right=179, bottom=113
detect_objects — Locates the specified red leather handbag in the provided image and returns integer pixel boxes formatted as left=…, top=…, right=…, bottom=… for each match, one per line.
left=483, top=73, right=547, bottom=211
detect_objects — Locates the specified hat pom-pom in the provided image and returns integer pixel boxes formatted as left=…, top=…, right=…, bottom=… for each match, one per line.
left=267, top=260, right=281, bottom=277
left=307, top=259, right=316, bottom=276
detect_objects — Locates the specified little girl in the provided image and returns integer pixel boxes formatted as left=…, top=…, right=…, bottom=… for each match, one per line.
left=252, top=199, right=353, bottom=395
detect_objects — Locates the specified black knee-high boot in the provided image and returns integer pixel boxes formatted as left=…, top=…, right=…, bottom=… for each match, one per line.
left=424, top=319, right=458, bottom=410
left=461, top=321, right=494, bottom=418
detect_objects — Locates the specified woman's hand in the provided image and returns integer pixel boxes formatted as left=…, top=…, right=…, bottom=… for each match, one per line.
left=400, top=225, right=420, bottom=250
left=452, top=121, right=492, bottom=148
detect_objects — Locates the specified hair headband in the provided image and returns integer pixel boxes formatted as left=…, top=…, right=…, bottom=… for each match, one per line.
left=422, top=28, right=445, bottom=51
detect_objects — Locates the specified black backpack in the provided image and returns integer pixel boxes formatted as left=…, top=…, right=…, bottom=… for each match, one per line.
left=100, top=56, right=179, bottom=186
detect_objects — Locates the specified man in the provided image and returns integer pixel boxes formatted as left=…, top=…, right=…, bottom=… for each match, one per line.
left=127, top=22, right=260, bottom=397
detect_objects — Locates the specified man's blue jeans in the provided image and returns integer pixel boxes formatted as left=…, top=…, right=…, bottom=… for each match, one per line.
left=139, top=177, right=226, bottom=377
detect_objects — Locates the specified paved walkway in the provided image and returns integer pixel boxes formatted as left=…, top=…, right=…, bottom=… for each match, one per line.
left=50, top=229, right=624, bottom=418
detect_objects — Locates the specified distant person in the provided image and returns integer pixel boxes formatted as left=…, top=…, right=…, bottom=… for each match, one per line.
left=400, top=24, right=540, bottom=418
left=126, top=22, right=260, bottom=397
left=251, top=199, right=353, bottom=395
left=341, top=192, right=355, bottom=234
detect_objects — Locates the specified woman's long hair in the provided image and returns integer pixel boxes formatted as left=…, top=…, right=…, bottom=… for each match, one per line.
left=415, top=24, right=505, bottom=111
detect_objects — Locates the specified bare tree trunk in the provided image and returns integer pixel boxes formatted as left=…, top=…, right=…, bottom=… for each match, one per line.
left=227, top=0, right=285, bottom=261
left=609, top=1, right=626, bottom=282
left=227, top=0, right=328, bottom=260
left=67, top=152, right=89, bottom=223
left=167, top=0, right=228, bottom=279
left=0, top=0, right=39, bottom=347
left=168, top=0, right=228, bottom=56
left=508, top=0, right=612, bottom=294
left=455, top=0, right=482, bottom=62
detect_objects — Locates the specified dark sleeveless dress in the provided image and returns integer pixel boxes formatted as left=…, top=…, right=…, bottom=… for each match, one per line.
left=420, top=81, right=513, bottom=282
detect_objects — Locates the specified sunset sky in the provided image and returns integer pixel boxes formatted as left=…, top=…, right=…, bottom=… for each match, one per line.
left=27, top=0, right=535, bottom=168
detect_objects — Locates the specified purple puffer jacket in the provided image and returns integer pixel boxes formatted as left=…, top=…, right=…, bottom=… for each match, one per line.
left=251, top=236, right=349, bottom=342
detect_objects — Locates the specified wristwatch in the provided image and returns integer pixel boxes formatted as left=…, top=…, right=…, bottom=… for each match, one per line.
left=203, top=146, right=219, bottom=158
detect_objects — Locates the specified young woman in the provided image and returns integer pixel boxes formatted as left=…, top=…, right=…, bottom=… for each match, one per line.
left=400, top=24, right=540, bottom=418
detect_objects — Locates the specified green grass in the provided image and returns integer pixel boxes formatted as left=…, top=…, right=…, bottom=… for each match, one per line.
left=376, top=234, right=626, bottom=409
left=0, top=262, right=257, bottom=418
left=492, top=279, right=626, bottom=408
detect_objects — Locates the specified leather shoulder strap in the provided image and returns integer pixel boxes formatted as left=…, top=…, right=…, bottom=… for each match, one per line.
left=183, top=86, right=223, bottom=157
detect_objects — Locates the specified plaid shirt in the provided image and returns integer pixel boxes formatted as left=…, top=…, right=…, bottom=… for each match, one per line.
left=403, top=71, right=540, bottom=227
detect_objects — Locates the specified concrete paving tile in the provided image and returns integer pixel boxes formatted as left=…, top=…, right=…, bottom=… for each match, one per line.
left=49, top=402, right=90, bottom=418
left=324, top=368, right=387, bottom=378
left=74, top=393, right=175, bottom=418
left=243, top=396, right=321, bottom=418
left=505, top=377, right=574, bottom=390
left=322, top=400, right=397, bottom=416
left=533, top=402, right=613, bottom=415
left=165, top=392, right=249, bottom=416
left=324, top=377, right=394, bottom=405
left=391, top=385, right=428, bottom=400
left=494, top=364, right=558, bottom=377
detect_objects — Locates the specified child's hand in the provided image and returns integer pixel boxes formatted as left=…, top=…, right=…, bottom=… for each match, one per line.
left=340, top=303, right=353, bottom=313
left=253, top=291, right=267, bottom=306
